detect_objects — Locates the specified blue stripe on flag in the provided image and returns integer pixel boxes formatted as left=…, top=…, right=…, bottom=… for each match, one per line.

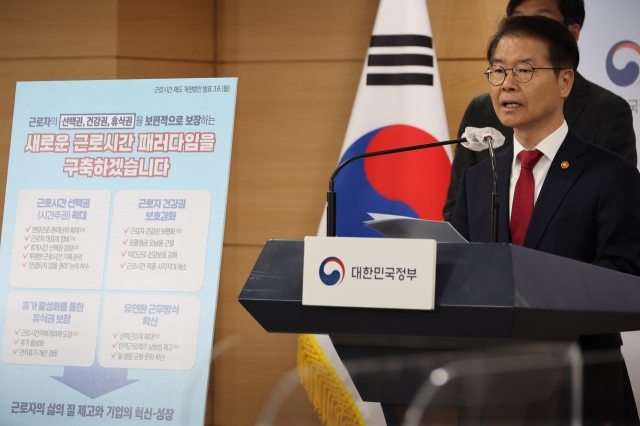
left=334, top=127, right=418, bottom=237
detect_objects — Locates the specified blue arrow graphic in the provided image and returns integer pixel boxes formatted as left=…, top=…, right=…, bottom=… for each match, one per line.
left=52, top=360, right=138, bottom=399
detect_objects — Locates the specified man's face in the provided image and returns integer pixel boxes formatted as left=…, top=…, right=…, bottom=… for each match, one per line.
left=489, top=36, right=572, bottom=135
left=511, top=0, right=581, bottom=40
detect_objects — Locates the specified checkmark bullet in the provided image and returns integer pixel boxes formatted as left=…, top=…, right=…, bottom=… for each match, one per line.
left=112, top=342, right=118, bottom=348
left=24, top=235, right=30, bottom=241
left=15, top=329, right=20, bottom=335
left=24, top=244, right=29, bottom=250
left=121, top=251, right=127, bottom=257
left=22, top=253, right=28, bottom=259
left=111, top=353, right=116, bottom=358
left=113, top=332, right=119, bottom=338
left=14, top=340, right=19, bottom=345
left=122, top=239, right=128, bottom=245
left=124, top=227, right=130, bottom=233
left=22, top=262, right=27, bottom=268
left=25, top=226, right=31, bottom=232
left=120, top=263, right=126, bottom=268
left=13, top=349, right=18, bottom=355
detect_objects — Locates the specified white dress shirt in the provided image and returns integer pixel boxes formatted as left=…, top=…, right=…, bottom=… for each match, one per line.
left=509, top=120, right=568, bottom=220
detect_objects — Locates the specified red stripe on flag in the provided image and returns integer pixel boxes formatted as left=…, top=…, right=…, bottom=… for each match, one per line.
left=364, top=125, right=451, bottom=221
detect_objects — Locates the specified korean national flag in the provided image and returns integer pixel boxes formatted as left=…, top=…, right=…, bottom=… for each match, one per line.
left=319, top=0, right=452, bottom=237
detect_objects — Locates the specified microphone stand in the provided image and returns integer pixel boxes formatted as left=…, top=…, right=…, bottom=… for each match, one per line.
left=486, top=136, right=500, bottom=243
left=326, top=137, right=466, bottom=237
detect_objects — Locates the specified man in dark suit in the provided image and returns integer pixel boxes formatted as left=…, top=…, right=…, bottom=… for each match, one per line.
left=451, top=15, right=640, bottom=424
left=443, top=0, right=636, bottom=222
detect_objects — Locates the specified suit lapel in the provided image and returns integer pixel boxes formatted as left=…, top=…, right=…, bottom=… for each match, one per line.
left=564, top=72, right=588, bottom=128
left=497, top=147, right=513, bottom=243
left=523, top=131, right=587, bottom=249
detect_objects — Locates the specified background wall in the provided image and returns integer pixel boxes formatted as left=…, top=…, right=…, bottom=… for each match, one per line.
left=0, top=1, right=505, bottom=424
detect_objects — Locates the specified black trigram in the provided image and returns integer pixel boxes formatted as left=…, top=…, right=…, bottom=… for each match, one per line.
left=367, top=34, right=434, bottom=86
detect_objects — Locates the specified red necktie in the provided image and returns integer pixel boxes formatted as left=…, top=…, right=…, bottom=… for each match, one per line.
left=510, top=149, right=544, bottom=246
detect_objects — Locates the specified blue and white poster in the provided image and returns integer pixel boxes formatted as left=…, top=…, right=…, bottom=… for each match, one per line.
left=0, top=78, right=237, bottom=425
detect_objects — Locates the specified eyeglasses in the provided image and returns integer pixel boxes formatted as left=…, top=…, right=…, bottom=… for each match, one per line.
left=485, top=62, right=564, bottom=86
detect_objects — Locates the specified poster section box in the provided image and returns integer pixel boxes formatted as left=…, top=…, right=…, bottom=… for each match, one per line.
left=2, top=292, right=101, bottom=366
left=98, top=294, right=201, bottom=370
left=10, top=190, right=110, bottom=290
left=106, top=190, right=212, bottom=292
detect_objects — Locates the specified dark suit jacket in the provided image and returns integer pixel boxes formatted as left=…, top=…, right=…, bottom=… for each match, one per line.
left=444, top=72, right=637, bottom=221
left=451, top=129, right=640, bottom=423
left=451, top=129, right=640, bottom=277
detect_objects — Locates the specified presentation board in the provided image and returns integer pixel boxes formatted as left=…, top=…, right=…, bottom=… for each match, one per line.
left=0, top=78, right=237, bottom=425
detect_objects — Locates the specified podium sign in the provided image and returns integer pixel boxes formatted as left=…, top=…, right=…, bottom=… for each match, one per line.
left=0, top=78, right=237, bottom=425
left=302, top=236, right=437, bottom=310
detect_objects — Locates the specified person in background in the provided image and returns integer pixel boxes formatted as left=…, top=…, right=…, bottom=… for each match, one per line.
left=443, top=0, right=636, bottom=222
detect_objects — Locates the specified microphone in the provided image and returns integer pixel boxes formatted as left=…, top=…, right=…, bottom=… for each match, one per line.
left=326, top=127, right=506, bottom=241
left=461, top=127, right=505, bottom=243
left=326, top=136, right=466, bottom=237
left=460, top=127, right=505, bottom=151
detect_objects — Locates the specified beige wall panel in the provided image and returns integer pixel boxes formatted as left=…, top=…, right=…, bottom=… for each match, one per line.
left=217, top=0, right=505, bottom=63
left=428, top=0, right=505, bottom=60
left=219, top=61, right=361, bottom=245
left=217, top=0, right=377, bottom=62
left=206, top=245, right=321, bottom=426
left=0, top=58, right=116, bottom=234
left=117, top=58, right=215, bottom=79
left=117, top=0, right=215, bottom=61
left=440, top=59, right=492, bottom=140
left=0, top=0, right=117, bottom=59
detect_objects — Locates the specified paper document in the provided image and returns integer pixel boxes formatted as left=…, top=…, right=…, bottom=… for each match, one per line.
left=364, top=213, right=468, bottom=243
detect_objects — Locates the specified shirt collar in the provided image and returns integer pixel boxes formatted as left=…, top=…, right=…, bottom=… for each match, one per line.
left=513, top=120, right=568, bottom=161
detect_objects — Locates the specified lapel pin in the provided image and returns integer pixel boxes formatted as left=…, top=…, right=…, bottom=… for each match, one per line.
left=561, top=161, right=569, bottom=169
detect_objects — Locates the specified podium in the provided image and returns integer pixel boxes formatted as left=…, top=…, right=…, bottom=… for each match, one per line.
left=239, top=239, right=640, bottom=413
